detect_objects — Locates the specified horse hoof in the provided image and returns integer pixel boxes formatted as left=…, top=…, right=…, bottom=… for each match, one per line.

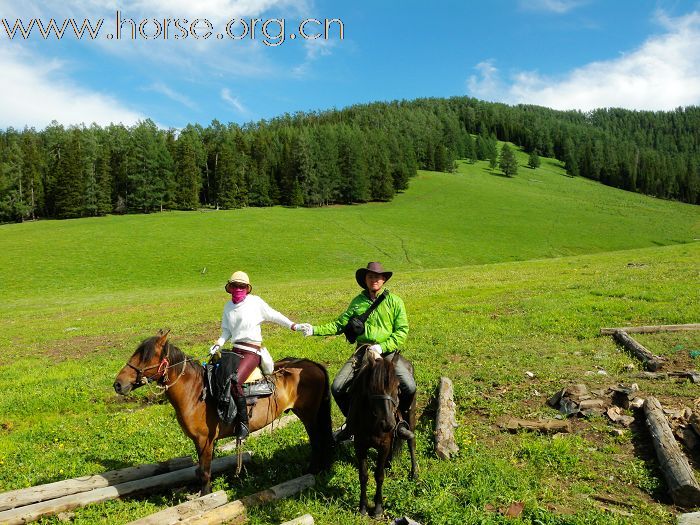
left=359, top=506, right=367, bottom=516
left=371, top=505, right=383, bottom=518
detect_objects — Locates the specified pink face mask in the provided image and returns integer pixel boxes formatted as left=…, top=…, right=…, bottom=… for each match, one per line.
left=231, top=289, right=248, bottom=303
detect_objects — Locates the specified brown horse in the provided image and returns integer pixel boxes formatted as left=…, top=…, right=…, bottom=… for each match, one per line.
left=113, top=330, right=333, bottom=495
left=347, top=348, right=417, bottom=517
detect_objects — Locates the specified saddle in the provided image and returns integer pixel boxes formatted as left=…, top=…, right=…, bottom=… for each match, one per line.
left=204, top=352, right=275, bottom=425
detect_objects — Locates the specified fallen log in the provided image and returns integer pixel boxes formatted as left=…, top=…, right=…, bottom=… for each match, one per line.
left=0, top=456, right=194, bottom=512
left=600, top=323, right=700, bottom=335
left=612, top=330, right=663, bottom=371
left=126, top=490, right=228, bottom=525
left=678, top=511, right=700, bottom=524
left=280, top=514, right=314, bottom=525
left=179, top=474, right=315, bottom=525
left=218, top=414, right=298, bottom=453
left=644, top=397, right=700, bottom=508
left=498, top=417, right=572, bottom=433
left=435, top=377, right=459, bottom=459
left=0, top=453, right=251, bottom=525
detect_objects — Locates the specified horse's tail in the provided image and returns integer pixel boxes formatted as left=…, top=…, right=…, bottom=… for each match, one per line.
left=315, top=360, right=335, bottom=465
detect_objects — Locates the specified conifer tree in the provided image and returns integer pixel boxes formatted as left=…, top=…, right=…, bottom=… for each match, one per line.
left=528, top=150, right=540, bottom=169
left=499, top=143, right=518, bottom=177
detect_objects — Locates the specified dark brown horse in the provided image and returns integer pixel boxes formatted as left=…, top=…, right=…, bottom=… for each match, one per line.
left=347, top=348, right=417, bottom=517
left=113, top=330, right=333, bottom=495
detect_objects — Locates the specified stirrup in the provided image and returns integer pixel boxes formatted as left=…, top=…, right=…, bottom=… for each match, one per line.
left=333, top=423, right=353, bottom=443
left=395, top=421, right=414, bottom=440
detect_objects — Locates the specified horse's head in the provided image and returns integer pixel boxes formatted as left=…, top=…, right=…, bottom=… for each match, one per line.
left=113, top=329, right=171, bottom=395
left=358, top=351, right=401, bottom=434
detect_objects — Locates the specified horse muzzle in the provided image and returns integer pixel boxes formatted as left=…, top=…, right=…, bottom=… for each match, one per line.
left=113, top=380, right=133, bottom=395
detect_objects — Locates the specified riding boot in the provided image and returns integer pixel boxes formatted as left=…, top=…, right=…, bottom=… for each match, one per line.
left=234, top=396, right=249, bottom=439
left=396, top=392, right=415, bottom=440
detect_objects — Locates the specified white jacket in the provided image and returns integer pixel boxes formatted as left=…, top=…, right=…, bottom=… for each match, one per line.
left=215, top=295, right=293, bottom=350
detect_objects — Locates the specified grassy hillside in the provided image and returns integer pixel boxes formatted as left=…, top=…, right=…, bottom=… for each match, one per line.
left=0, top=243, right=698, bottom=524
left=0, top=151, right=698, bottom=524
left=0, top=154, right=697, bottom=305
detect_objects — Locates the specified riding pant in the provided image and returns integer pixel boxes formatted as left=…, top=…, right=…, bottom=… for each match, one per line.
left=232, top=349, right=260, bottom=398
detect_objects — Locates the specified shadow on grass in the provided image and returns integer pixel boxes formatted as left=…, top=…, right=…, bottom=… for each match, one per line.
left=628, top=408, right=674, bottom=506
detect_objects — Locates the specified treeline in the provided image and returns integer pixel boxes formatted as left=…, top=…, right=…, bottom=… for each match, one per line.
left=0, top=97, right=698, bottom=222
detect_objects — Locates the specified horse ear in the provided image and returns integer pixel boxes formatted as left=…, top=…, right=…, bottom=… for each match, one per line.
left=392, top=352, right=400, bottom=364
left=157, top=329, right=170, bottom=347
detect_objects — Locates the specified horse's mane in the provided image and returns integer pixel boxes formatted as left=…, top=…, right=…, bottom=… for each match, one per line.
left=353, top=351, right=395, bottom=397
left=137, top=336, right=203, bottom=376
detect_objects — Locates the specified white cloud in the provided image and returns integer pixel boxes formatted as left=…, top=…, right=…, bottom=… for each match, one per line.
left=220, top=88, right=248, bottom=114
left=518, top=0, right=586, bottom=14
left=0, top=0, right=310, bottom=128
left=147, top=83, right=198, bottom=110
left=0, top=46, right=144, bottom=128
left=467, top=10, right=700, bottom=111
left=292, top=37, right=336, bottom=77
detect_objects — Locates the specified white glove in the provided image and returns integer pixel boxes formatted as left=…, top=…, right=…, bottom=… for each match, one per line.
left=368, top=344, right=382, bottom=359
left=209, top=344, right=221, bottom=355
left=294, top=323, right=313, bottom=336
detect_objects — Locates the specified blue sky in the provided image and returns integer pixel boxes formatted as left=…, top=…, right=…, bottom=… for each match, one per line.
left=1, top=0, right=699, bottom=129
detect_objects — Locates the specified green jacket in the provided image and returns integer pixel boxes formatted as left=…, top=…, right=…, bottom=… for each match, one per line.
left=313, top=289, right=409, bottom=353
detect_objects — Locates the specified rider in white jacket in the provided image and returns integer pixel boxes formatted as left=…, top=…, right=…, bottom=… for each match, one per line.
left=209, top=271, right=305, bottom=438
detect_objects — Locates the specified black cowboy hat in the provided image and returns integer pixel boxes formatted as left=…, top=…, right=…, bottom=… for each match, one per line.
left=355, top=262, right=393, bottom=289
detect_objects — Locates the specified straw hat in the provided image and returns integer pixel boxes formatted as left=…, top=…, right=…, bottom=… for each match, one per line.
left=224, top=271, right=252, bottom=293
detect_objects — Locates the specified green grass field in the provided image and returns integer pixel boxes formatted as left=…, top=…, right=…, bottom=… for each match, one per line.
left=0, top=152, right=699, bottom=524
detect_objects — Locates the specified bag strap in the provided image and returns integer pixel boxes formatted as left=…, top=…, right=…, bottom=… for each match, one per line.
left=358, top=290, right=388, bottom=323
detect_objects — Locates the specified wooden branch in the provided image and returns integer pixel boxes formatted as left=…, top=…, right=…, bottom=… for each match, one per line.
left=435, top=377, right=459, bottom=459
left=612, top=330, right=663, bottom=371
left=126, top=491, right=228, bottom=525
left=280, top=514, right=314, bottom=525
left=180, top=474, right=315, bottom=525
left=600, top=323, right=700, bottom=335
left=0, top=453, right=251, bottom=525
left=498, top=417, right=572, bottom=433
left=218, top=414, right=298, bottom=453
left=0, top=456, right=194, bottom=512
left=644, top=397, right=700, bottom=508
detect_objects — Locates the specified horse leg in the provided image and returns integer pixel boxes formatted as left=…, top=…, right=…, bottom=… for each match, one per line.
left=372, top=443, right=390, bottom=518
left=408, top=433, right=418, bottom=480
left=408, top=393, right=418, bottom=480
left=293, top=407, right=322, bottom=474
left=194, top=436, right=215, bottom=496
left=356, top=444, right=369, bottom=515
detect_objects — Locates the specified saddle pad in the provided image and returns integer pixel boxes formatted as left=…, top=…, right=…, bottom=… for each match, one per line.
left=244, top=367, right=264, bottom=383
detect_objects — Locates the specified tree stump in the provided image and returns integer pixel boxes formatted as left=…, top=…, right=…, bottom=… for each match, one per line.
left=435, top=377, right=459, bottom=459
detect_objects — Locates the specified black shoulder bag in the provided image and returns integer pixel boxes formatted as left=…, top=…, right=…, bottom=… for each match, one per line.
left=342, top=291, right=388, bottom=344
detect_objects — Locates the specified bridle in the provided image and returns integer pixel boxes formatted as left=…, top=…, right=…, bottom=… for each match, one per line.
left=126, top=358, right=170, bottom=386
left=124, top=342, right=188, bottom=391
left=370, top=393, right=398, bottom=408
left=369, top=391, right=401, bottom=435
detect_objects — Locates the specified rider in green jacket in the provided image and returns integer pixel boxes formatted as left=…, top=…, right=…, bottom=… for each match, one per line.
left=296, top=262, right=415, bottom=441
